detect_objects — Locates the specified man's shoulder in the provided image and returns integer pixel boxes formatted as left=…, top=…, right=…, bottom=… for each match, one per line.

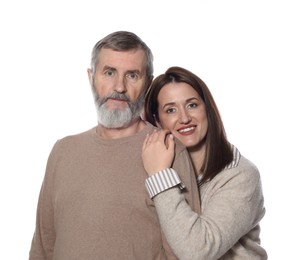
left=174, top=138, right=187, bottom=155
left=60, top=127, right=95, bottom=141
left=52, top=127, right=96, bottom=150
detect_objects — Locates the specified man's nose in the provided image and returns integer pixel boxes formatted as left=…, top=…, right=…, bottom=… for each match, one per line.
left=114, top=75, right=127, bottom=93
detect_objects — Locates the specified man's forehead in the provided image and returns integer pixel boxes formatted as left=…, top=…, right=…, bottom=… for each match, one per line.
left=97, top=48, right=146, bottom=72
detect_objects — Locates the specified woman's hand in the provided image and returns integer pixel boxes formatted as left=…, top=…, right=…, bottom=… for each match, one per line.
left=142, top=129, right=175, bottom=176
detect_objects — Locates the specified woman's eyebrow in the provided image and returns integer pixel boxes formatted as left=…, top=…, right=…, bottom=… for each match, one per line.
left=162, top=97, right=199, bottom=109
left=162, top=102, right=176, bottom=109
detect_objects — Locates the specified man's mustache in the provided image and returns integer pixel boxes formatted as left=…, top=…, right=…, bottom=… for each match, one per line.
left=101, top=92, right=130, bottom=104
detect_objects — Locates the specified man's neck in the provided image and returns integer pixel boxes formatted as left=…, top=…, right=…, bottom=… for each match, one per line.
left=96, top=119, right=147, bottom=139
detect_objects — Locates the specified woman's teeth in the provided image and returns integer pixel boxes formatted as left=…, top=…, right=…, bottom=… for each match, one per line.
left=179, top=127, right=195, bottom=133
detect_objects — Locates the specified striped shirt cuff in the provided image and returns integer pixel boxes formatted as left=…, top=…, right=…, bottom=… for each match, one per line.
left=145, top=168, right=185, bottom=199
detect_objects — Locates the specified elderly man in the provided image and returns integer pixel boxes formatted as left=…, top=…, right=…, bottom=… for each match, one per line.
left=29, top=31, right=200, bottom=260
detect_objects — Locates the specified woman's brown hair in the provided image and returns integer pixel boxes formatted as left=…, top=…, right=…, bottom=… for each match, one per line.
left=145, top=66, right=233, bottom=185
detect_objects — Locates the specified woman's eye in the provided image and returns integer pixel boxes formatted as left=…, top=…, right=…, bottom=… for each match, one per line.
left=166, top=108, right=176, bottom=114
left=188, top=103, right=198, bottom=109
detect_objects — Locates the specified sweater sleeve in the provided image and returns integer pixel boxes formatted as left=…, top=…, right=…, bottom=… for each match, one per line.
left=153, top=158, right=266, bottom=260
left=29, top=143, right=58, bottom=260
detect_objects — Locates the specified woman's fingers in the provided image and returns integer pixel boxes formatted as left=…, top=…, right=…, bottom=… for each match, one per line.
left=165, top=134, right=175, bottom=150
left=148, top=129, right=170, bottom=144
left=142, top=129, right=176, bottom=175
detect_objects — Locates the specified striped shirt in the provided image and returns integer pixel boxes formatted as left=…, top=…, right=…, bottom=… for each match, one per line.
left=145, top=144, right=240, bottom=199
left=226, top=144, right=240, bottom=169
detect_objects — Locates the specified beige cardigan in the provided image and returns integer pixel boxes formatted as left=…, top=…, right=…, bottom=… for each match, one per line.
left=153, top=155, right=267, bottom=259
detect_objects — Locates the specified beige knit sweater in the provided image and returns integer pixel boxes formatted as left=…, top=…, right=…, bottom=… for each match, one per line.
left=29, top=123, right=200, bottom=260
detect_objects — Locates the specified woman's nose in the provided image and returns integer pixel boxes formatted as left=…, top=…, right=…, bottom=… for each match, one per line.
left=179, top=110, right=191, bottom=124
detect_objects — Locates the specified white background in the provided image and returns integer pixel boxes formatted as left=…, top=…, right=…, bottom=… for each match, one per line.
left=1, top=0, right=296, bottom=259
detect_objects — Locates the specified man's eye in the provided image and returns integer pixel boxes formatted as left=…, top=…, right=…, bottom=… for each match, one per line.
left=105, top=70, right=114, bottom=76
left=127, top=73, right=138, bottom=80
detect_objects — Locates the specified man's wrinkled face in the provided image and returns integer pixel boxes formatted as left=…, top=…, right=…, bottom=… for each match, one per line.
left=88, top=48, right=147, bottom=128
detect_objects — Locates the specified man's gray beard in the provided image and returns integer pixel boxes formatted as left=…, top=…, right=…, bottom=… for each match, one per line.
left=93, top=90, right=144, bottom=129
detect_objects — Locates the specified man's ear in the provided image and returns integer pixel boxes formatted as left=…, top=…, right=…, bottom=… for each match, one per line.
left=87, top=68, right=93, bottom=86
left=149, top=75, right=154, bottom=85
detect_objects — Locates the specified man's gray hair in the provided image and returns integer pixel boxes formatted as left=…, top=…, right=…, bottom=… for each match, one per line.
left=90, top=31, right=154, bottom=85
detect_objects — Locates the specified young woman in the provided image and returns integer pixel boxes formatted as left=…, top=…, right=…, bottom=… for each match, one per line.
left=142, top=66, right=267, bottom=259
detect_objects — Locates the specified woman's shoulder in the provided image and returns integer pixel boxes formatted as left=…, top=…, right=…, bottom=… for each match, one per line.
left=203, top=155, right=263, bottom=200
left=199, top=158, right=264, bottom=211
left=218, top=155, right=261, bottom=184
left=222, top=145, right=261, bottom=184
left=235, top=155, right=261, bottom=180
